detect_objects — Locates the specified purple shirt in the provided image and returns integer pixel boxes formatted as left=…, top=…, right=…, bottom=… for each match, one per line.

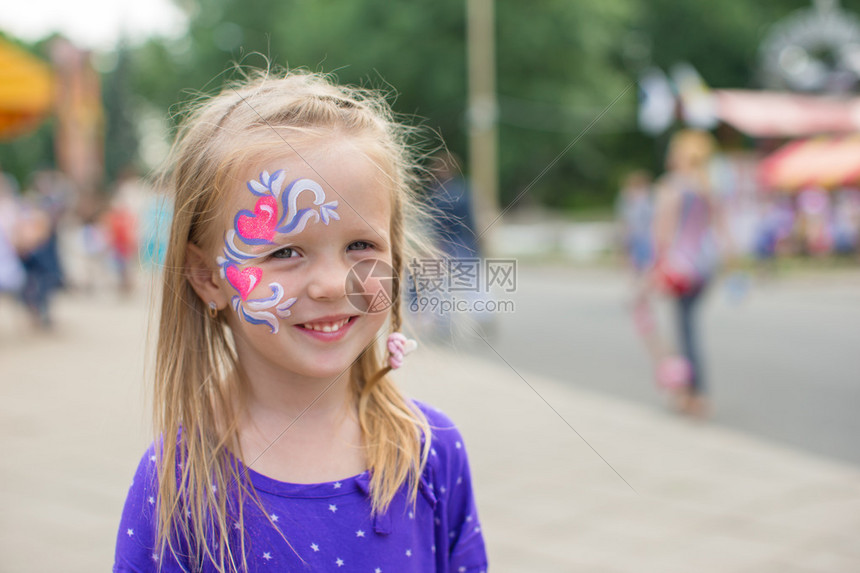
left=114, top=402, right=488, bottom=572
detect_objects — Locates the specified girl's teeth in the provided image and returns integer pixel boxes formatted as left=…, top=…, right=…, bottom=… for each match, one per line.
left=304, top=319, right=348, bottom=332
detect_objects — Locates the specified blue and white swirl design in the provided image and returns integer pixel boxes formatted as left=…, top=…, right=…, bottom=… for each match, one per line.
left=231, top=283, right=297, bottom=334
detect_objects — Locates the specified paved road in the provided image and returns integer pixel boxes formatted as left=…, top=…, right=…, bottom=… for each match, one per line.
left=452, top=264, right=860, bottom=467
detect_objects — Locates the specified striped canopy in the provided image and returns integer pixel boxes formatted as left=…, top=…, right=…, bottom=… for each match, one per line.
left=759, top=135, right=860, bottom=190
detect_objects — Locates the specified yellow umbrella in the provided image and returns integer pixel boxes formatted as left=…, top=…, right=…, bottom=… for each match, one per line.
left=0, top=36, right=54, bottom=140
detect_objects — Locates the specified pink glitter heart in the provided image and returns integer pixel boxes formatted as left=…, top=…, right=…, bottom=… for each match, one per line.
left=236, top=196, right=278, bottom=242
left=225, top=265, right=262, bottom=301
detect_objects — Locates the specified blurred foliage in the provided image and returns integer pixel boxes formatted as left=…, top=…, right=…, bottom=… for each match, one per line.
left=103, top=44, right=139, bottom=185
left=4, top=0, right=860, bottom=209
left=129, top=0, right=640, bottom=210
left=0, top=118, right=54, bottom=191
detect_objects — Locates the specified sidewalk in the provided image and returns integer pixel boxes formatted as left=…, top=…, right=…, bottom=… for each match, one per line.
left=1, top=291, right=858, bottom=572
left=402, top=344, right=860, bottom=572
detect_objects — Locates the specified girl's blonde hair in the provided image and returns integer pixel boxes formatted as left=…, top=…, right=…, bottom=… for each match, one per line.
left=153, top=69, right=432, bottom=570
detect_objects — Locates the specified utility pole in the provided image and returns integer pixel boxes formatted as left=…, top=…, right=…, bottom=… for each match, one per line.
left=467, top=0, right=500, bottom=254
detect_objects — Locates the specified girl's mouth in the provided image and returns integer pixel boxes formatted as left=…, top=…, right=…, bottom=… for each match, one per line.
left=294, top=316, right=357, bottom=340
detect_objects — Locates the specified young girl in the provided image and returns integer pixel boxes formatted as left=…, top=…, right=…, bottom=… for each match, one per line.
left=114, top=70, right=488, bottom=572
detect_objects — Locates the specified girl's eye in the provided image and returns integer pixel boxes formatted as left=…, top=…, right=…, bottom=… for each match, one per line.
left=348, top=241, right=372, bottom=251
left=271, top=247, right=298, bottom=259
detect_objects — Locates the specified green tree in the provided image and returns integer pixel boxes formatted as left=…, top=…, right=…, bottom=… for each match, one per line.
left=115, top=0, right=860, bottom=213
left=103, top=43, right=139, bottom=184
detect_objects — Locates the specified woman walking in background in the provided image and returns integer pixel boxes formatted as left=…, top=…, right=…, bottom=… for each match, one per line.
left=651, top=130, right=735, bottom=418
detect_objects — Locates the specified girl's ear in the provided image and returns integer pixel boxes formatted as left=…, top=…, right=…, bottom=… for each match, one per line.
left=185, top=243, right=229, bottom=309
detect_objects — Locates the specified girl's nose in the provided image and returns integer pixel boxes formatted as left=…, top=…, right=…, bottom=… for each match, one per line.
left=306, top=258, right=348, bottom=301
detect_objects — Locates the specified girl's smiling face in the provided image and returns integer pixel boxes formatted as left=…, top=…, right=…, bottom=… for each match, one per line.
left=211, top=139, right=394, bottom=383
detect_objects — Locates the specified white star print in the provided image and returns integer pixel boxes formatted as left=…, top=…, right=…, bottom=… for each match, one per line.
left=328, top=504, right=338, bottom=513
left=456, top=476, right=463, bottom=485
left=262, top=552, right=272, bottom=561
left=432, top=545, right=436, bottom=554
left=474, top=526, right=481, bottom=533
left=455, top=440, right=462, bottom=449
left=270, top=513, right=279, bottom=522
left=150, top=455, right=156, bottom=462
left=336, top=558, right=344, bottom=567
left=151, top=553, right=158, bottom=562
left=408, top=511, right=414, bottom=519
left=375, top=568, right=382, bottom=573
left=148, top=496, right=155, bottom=505
left=466, top=514, right=473, bottom=522
left=333, top=481, right=342, bottom=489
left=440, top=486, right=446, bottom=494
left=450, top=531, right=456, bottom=538
left=233, top=522, right=241, bottom=530
left=431, top=448, right=437, bottom=456
left=355, top=529, right=365, bottom=537
left=126, top=528, right=134, bottom=537
left=405, top=549, right=412, bottom=557
left=459, top=567, right=466, bottom=572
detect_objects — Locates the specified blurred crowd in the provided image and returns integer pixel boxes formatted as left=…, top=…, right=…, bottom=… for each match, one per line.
left=0, top=165, right=171, bottom=331
left=753, top=186, right=860, bottom=261
left=619, top=170, right=860, bottom=277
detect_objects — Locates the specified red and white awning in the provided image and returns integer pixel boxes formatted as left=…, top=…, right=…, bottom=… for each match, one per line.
left=758, top=135, right=860, bottom=190
left=715, top=89, right=860, bottom=138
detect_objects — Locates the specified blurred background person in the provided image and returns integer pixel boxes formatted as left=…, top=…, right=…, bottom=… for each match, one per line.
left=796, top=187, right=833, bottom=257
left=752, top=194, right=787, bottom=277
left=621, top=168, right=700, bottom=398
left=76, top=207, right=108, bottom=295
left=103, top=169, right=143, bottom=295
left=0, top=168, right=26, bottom=300
left=17, top=171, right=71, bottom=330
left=616, top=169, right=656, bottom=277
left=650, top=129, right=735, bottom=418
left=16, top=195, right=55, bottom=329
left=831, top=187, right=860, bottom=257
left=421, top=152, right=495, bottom=337
left=427, top=152, right=481, bottom=261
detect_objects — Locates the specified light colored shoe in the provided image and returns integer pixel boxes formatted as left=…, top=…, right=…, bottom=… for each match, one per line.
left=656, top=355, right=691, bottom=390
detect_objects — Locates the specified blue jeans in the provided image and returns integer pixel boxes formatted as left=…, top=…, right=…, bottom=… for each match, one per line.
left=675, top=285, right=707, bottom=395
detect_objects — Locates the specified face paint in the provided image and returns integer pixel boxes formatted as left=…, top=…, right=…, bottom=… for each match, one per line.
left=231, top=282, right=297, bottom=334
left=248, top=169, right=287, bottom=197
left=277, top=178, right=340, bottom=233
left=217, top=169, right=340, bottom=333
left=235, top=195, right=278, bottom=243
left=225, top=265, right=262, bottom=301
left=217, top=230, right=257, bottom=278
